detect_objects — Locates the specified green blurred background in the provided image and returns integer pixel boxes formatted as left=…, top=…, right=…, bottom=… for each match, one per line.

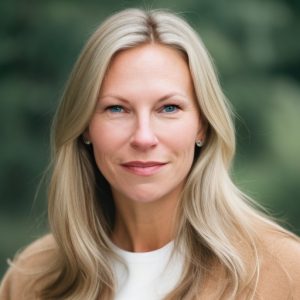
left=1, top=0, right=299, bottom=277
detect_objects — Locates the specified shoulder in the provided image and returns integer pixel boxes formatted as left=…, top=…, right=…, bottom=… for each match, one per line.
left=7, top=234, right=57, bottom=271
left=256, top=227, right=300, bottom=299
left=0, top=234, right=57, bottom=300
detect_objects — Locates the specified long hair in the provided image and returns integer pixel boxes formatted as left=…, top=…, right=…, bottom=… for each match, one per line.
left=36, top=8, right=292, bottom=299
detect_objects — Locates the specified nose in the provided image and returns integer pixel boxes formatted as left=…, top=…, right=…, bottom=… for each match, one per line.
left=130, top=115, right=158, bottom=151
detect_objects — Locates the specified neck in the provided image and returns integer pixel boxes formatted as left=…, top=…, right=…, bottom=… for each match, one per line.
left=111, top=194, right=179, bottom=252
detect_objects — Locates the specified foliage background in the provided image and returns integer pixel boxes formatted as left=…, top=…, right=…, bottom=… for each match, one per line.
left=1, top=0, right=299, bottom=277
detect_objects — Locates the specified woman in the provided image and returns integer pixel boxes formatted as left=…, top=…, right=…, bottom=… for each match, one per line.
left=1, top=8, right=300, bottom=300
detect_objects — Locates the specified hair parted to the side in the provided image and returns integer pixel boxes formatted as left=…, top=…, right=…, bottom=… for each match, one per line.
left=34, top=8, right=293, bottom=300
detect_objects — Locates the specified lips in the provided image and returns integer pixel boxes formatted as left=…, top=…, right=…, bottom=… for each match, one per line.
left=121, top=161, right=167, bottom=176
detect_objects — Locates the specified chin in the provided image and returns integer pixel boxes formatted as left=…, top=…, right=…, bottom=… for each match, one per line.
left=127, top=192, right=164, bottom=204
left=116, top=186, right=170, bottom=204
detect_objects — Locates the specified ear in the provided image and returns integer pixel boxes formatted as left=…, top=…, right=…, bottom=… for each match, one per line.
left=196, top=118, right=208, bottom=143
left=82, top=129, right=91, bottom=145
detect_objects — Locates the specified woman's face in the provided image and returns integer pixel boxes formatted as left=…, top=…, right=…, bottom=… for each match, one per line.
left=87, top=44, right=205, bottom=204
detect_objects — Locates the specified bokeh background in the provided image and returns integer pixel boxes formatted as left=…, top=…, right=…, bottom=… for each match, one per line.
left=1, top=0, right=299, bottom=277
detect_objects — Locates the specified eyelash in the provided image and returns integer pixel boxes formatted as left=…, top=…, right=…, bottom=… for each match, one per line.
left=105, top=104, right=181, bottom=114
left=106, top=105, right=125, bottom=113
left=161, top=104, right=180, bottom=113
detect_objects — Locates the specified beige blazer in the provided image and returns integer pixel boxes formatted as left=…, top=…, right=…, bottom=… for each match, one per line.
left=1, top=232, right=300, bottom=299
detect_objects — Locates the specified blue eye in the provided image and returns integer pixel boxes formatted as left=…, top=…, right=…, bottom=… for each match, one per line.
left=107, top=105, right=124, bottom=113
left=162, top=105, right=179, bottom=113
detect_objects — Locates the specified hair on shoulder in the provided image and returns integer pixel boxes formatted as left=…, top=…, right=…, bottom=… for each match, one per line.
left=28, top=8, right=298, bottom=300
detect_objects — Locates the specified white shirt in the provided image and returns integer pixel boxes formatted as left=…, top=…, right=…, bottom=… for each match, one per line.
left=111, top=241, right=184, bottom=300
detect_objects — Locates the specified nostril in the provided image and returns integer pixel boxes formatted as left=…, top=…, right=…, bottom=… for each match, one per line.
left=130, top=126, right=158, bottom=150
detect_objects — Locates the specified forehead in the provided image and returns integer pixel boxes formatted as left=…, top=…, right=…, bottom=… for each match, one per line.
left=108, top=43, right=187, bottom=72
left=110, top=43, right=188, bottom=66
left=100, top=43, right=196, bottom=101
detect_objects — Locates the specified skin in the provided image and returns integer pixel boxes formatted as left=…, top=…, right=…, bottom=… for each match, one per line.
left=87, top=43, right=206, bottom=252
left=2, top=46, right=300, bottom=300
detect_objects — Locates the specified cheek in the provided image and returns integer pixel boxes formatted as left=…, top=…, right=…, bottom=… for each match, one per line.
left=171, top=121, right=199, bottom=164
left=176, top=140, right=196, bottom=168
left=89, top=121, right=128, bottom=153
left=88, top=123, right=117, bottom=173
left=166, top=121, right=198, bottom=150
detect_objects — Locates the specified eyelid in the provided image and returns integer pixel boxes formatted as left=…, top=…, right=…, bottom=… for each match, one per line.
left=160, top=103, right=181, bottom=113
left=105, top=104, right=126, bottom=113
left=160, top=97, right=186, bottom=106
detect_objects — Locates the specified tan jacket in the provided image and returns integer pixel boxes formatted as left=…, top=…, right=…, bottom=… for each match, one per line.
left=1, top=232, right=300, bottom=299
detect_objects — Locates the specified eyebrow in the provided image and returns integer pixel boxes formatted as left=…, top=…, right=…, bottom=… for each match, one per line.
left=98, top=93, right=188, bottom=103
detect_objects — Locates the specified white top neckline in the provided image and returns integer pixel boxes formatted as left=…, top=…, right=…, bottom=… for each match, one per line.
left=110, top=240, right=184, bottom=300
left=110, top=240, right=175, bottom=262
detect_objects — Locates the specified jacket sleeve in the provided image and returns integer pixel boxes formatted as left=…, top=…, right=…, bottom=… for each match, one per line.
left=0, top=261, right=33, bottom=300
left=256, top=232, right=300, bottom=299
left=0, top=264, right=13, bottom=299
left=0, top=234, right=56, bottom=300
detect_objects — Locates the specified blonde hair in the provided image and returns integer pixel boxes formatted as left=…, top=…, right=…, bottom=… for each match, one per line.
left=35, top=8, right=292, bottom=299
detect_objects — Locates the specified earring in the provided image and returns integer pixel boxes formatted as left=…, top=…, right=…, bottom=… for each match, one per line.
left=83, top=137, right=91, bottom=145
left=196, top=140, right=204, bottom=147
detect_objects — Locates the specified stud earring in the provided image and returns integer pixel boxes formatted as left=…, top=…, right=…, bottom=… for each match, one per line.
left=196, top=140, right=204, bottom=147
left=82, top=137, right=91, bottom=145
